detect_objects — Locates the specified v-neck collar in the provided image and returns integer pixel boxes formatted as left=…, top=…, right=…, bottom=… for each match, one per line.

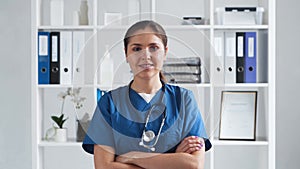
left=129, top=87, right=162, bottom=111
left=128, top=80, right=165, bottom=112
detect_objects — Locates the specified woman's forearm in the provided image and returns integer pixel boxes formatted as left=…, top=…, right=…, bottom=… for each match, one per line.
left=116, top=150, right=204, bottom=169
left=95, top=161, right=143, bottom=169
left=132, top=152, right=202, bottom=169
left=94, top=145, right=144, bottom=169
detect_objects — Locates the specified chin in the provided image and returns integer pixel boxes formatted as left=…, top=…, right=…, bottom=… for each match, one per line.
left=135, top=71, right=159, bottom=80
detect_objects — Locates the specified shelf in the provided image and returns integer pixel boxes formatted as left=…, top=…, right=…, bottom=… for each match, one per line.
left=37, top=83, right=211, bottom=90
left=95, top=83, right=212, bottom=90
left=212, top=139, right=269, bottom=146
left=39, top=139, right=268, bottom=147
left=213, top=25, right=269, bottom=30
left=39, top=139, right=82, bottom=147
left=38, top=84, right=96, bottom=88
left=212, top=83, right=269, bottom=88
left=164, top=25, right=212, bottom=30
left=96, top=83, right=128, bottom=90
left=37, top=83, right=268, bottom=89
left=38, top=25, right=268, bottom=31
left=38, top=25, right=95, bottom=31
left=96, top=25, right=212, bottom=31
left=169, top=83, right=211, bottom=88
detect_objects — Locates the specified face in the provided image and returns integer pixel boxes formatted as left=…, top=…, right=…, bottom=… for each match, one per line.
left=126, top=29, right=168, bottom=80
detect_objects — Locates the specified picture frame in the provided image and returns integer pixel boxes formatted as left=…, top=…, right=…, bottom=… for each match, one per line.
left=219, top=91, right=257, bottom=140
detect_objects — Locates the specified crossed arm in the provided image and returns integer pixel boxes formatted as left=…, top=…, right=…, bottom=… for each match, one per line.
left=94, top=136, right=205, bottom=169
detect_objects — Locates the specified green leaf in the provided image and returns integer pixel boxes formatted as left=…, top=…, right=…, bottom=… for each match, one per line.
left=51, top=114, right=68, bottom=128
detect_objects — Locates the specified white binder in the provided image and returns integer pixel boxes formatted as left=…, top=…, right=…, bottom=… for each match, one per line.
left=73, top=31, right=85, bottom=85
left=60, top=31, right=73, bottom=85
left=224, top=32, right=236, bottom=84
left=213, top=31, right=225, bottom=85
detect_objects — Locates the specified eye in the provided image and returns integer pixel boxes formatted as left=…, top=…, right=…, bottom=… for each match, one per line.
left=149, top=46, right=159, bottom=52
left=132, top=46, right=142, bottom=52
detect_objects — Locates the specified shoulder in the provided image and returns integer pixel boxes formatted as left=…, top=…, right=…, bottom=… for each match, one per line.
left=165, top=83, right=193, bottom=98
left=101, top=85, right=128, bottom=98
left=98, top=85, right=128, bottom=105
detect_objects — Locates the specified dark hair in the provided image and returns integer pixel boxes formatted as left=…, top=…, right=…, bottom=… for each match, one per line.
left=123, top=20, right=168, bottom=82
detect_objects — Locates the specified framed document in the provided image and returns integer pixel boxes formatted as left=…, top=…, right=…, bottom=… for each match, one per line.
left=219, top=91, right=257, bottom=140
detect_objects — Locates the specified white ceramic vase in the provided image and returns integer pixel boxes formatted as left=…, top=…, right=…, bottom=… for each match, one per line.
left=55, top=128, right=67, bottom=142
left=79, top=0, right=89, bottom=25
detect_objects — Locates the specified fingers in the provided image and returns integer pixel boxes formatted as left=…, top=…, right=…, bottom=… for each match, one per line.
left=176, top=136, right=204, bottom=154
left=182, top=137, right=203, bottom=153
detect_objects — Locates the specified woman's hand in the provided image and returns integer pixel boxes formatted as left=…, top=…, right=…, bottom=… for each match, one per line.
left=116, top=151, right=138, bottom=164
left=176, top=136, right=204, bottom=154
left=116, top=151, right=158, bottom=164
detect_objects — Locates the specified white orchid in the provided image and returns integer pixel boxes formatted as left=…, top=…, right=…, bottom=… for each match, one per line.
left=58, top=88, right=86, bottom=115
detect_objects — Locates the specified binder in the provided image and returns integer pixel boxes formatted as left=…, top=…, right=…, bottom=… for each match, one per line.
left=38, top=32, right=50, bottom=84
left=224, top=32, right=236, bottom=84
left=213, top=31, right=225, bottom=85
left=60, top=31, right=73, bottom=85
left=50, top=32, right=60, bottom=84
left=236, top=32, right=245, bottom=83
left=73, top=31, right=85, bottom=85
left=244, top=32, right=257, bottom=83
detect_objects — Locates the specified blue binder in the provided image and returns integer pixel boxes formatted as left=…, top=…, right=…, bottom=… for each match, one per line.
left=244, top=32, right=257, bottom=83
left=38, top=32, right=50, bottom=84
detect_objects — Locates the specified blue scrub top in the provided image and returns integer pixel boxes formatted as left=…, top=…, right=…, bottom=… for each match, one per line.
left=82, top=83, right=211, bottom=155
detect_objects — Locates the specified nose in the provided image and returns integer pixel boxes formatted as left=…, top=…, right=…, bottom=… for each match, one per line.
left=141, top=48, right=151, bottom=60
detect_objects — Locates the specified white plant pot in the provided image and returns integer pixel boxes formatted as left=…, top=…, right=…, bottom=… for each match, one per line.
left=55, top=128, right=67, bottom=142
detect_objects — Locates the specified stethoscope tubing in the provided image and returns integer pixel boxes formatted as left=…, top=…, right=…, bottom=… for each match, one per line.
left=129, top=80, right=167, bottom=151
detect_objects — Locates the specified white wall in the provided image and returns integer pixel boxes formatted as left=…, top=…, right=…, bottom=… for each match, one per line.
left=0, top=1, right=31, bottom=169
left=276, top=0, right=300, bottom=168
left=1, top=0, right=300, bottom=169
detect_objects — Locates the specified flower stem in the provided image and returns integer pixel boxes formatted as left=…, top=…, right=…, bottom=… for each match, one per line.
left=60, top=98, right=65, bottom=115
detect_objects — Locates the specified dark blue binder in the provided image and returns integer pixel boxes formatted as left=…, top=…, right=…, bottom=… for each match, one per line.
left=38, top=32, right=50, bottom=84
left=245, top=32, right=257, bottom=83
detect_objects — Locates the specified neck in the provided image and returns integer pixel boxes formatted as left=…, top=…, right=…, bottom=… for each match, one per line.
left=131, top=76, right=162, bottom=94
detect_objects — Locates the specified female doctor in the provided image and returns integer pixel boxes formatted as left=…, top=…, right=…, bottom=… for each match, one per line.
left=82, top=20, right=211, bottom=169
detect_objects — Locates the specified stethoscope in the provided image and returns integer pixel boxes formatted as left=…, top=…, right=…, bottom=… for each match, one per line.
left=129, top=81, right=167, bottom=151
left=139, top=103, right=167, bottom=151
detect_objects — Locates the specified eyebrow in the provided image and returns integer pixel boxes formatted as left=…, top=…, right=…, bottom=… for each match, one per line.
left=129, top=43, right=142, bottom=46
left=129, top=43, right=159, bottom=47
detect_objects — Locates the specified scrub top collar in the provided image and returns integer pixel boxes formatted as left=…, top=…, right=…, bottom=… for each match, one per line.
left=128, top=80, right=166, bottom=111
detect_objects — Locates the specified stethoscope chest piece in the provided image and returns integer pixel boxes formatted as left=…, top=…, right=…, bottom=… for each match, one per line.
left=143, top=130, right=155, bottom=142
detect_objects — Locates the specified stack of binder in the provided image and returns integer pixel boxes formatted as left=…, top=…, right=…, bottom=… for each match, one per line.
left=213, top=31, right=265, bottom=84
left=162, top=57, right=201, bottom=83
left=38, top=31, right=85, bottom=85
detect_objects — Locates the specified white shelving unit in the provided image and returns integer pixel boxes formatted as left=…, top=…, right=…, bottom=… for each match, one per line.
left=31, top=0, right=275, bottom=169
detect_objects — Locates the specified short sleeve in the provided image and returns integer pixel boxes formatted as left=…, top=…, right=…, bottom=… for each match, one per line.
left=183, top=90, right=212, bottom=151
left=82, top=92, right=115, bottom=154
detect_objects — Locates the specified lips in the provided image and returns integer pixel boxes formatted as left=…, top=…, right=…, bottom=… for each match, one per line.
left=139, top=63, right=154, bottom=69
